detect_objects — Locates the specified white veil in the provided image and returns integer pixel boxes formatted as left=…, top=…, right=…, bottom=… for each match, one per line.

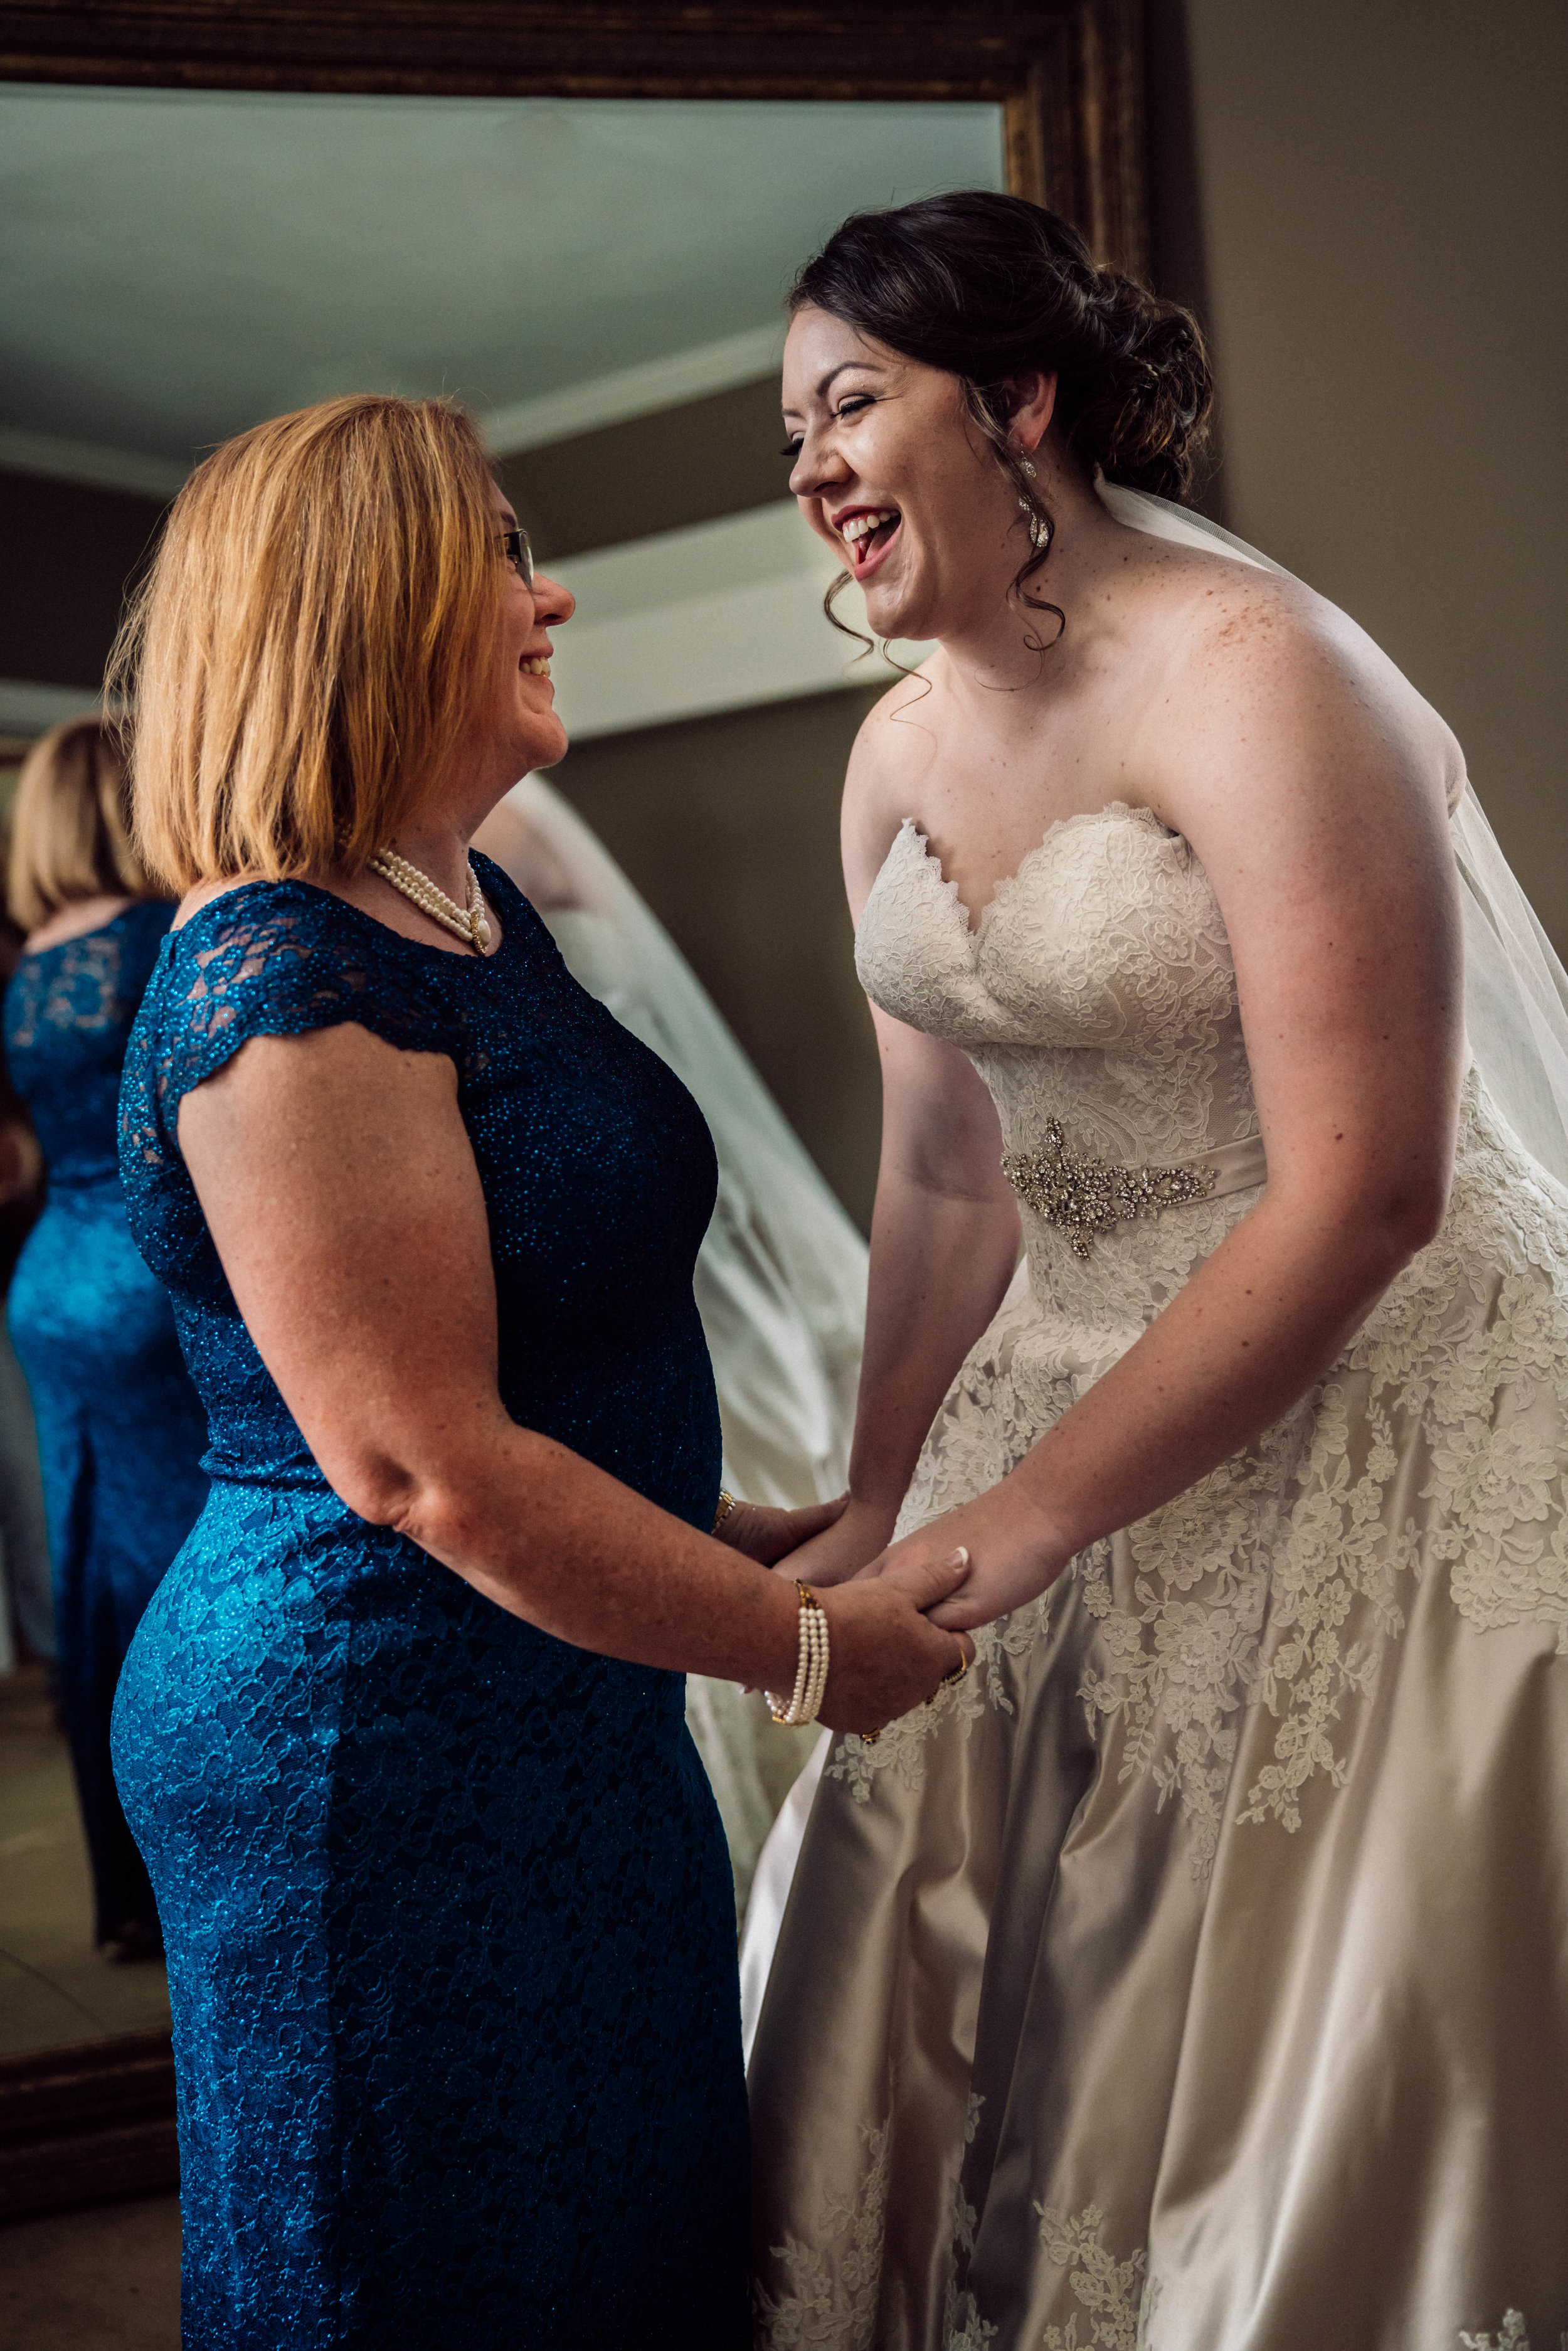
left=1098, top=480, right=1568, bottom=1191
left=477, top=775, right=866, bottom=1913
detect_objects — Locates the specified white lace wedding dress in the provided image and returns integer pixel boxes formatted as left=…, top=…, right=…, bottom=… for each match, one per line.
left=748, top=765, right=1568, bottom=2342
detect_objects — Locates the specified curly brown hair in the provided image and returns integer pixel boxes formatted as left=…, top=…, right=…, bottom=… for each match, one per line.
left=790, top=191, right=1213, bottom=637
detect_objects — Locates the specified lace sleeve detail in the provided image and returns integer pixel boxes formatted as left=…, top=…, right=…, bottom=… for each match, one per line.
left=120, top=884, right=462, bottom=1182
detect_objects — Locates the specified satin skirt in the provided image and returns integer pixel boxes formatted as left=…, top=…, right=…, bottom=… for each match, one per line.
left=750, top=1096, right=1568, bottom=2348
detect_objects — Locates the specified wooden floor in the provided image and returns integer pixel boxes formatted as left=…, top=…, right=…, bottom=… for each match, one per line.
left=0, top=1666, right=171, bottom=2061
left=0, top=2193, right=180, bottom=2349
left=1, top=1668, right=180, bottom=2338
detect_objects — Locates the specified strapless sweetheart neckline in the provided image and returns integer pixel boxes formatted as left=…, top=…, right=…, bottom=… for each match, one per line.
left=872, top=799, right=1171, bottom=943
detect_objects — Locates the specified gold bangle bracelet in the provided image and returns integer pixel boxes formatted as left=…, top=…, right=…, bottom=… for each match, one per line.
left=711, top=1489, right=738, bottom=1538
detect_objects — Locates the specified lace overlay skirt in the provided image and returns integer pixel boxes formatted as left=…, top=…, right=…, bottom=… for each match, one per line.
left=749, top=1084, right=1568, bottom=2349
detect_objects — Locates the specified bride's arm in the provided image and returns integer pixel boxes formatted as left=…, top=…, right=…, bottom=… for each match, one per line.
left=786, top=1009, right=1021, bottom=1584
left=880, top=576, right=1467, bottom=1629
left=781, top=706, right=1022, bottom=1588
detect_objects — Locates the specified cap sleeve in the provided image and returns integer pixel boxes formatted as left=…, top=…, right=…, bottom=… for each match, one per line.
left=120, top=883, right=464, bottom=1183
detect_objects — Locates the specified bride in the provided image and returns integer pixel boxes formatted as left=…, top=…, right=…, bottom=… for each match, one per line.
left=748, top=192, right=1568, bottom=2347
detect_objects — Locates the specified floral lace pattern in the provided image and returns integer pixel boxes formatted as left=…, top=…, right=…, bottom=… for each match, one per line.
left=112, top=862, right=749, bottom=2345
left=847, top=810, right=1568, bottom=1868
left=1036, top=2207, right=1157, bottom=2350
left=755, top=2120, right=892, bottom=2351
left=753, top=802, right=1568, bottom=2348
left=1457, top=2317, right=1568, bottom=2351
left=6, top=899, right=173, bottom=1184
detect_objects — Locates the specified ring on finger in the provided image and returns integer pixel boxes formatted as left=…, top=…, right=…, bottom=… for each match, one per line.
left=939, top=1648, right=970, bottom=1692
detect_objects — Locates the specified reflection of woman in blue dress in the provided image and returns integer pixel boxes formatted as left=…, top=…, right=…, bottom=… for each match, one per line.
left=4, top=718, right=208, bottom=1956
left=106, top=393, right=967, bottom=2347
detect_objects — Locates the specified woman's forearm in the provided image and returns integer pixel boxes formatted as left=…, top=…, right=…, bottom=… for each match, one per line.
left=981, top=1174, right=1441, bottom=1588
left=848, top=1164, right=1021, bottom=1520
left=336, top=1419, right=970, bottom=1726
left=352, top=1421, right=802, bottom=1684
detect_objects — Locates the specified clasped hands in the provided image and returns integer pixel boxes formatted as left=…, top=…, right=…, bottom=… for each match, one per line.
left=772, top=1475, right=1073, bottom=1632
left=715, top=1479, right=1069, bottom=1630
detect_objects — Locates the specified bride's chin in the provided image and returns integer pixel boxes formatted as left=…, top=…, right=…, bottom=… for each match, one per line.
left=864, top=594, right=929, bottom=645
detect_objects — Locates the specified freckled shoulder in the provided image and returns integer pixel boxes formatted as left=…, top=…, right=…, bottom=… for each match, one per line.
left=1134, top=551, right=1463, bottom=836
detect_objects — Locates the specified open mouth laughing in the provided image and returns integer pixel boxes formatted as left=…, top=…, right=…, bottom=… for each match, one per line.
left=835, top=506, right=902, bottom=579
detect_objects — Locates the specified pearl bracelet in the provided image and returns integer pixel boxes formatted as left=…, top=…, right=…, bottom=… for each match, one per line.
left=765, top=1583, right=829, bottom=1727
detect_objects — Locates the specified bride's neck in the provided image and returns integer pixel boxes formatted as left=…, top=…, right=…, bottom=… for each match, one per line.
left=938, top=464, right=1125, bottom=694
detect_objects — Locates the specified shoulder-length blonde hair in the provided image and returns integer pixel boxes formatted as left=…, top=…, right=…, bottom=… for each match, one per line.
left=6, top=715, right=156, bottom=933
left=108, top=393, right=505, bottom=887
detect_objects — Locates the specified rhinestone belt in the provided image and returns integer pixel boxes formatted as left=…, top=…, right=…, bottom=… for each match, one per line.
left=1000, top=1120, right=1266, bottom=1258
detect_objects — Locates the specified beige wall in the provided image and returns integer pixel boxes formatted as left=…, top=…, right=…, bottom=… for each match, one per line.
left=1178, top=0, right=1568, bottom=947
left=554, top=684, right=885, bottom=1228
left=6, top=19, right=1561, bottom=1233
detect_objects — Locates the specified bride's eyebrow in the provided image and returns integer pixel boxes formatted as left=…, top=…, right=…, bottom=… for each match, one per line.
left=782, top=359, right=889, bottom=423
left=815, top=360, right=884, bottom=398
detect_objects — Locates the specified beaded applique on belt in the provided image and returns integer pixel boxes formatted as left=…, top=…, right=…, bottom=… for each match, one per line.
left=1000, top=1118, right=1220, bottom=1258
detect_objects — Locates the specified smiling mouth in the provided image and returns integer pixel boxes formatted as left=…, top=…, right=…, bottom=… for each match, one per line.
left=521, top=655, right=551, bottom=677
left=840, top=509, right=901, bottom=575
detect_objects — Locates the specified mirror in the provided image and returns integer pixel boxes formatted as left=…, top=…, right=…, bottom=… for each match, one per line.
left=0, top=1, right=1145, bottom=2220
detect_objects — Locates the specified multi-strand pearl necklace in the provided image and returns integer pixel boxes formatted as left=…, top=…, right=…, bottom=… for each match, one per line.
left=369, top=849, right=493, bottom=953
left=765, top=1582, right=830, bottom=1726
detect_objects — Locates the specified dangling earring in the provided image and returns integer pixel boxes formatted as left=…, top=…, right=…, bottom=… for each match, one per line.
left=1018, top=493, right=1052, bottom=553
left=1019, top=456, right=1037, bottom=478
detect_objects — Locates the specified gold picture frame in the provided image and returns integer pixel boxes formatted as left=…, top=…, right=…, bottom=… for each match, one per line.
left=0, top=0, right=1148, bottom=272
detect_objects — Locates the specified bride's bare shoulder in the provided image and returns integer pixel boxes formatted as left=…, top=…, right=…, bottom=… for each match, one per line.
left=1148, top=547, right=1462, bottom=795
left=844, top=659, right=944, bottom=805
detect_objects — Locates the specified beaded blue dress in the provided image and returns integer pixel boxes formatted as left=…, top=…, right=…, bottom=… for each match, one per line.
left=4, top=899, right=209, bottom=1947
left=110, top=858, right=748, bottom=2348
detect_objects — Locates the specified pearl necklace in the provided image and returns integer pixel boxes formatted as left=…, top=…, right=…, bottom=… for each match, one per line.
left=369, top=849, right=492, bottom=952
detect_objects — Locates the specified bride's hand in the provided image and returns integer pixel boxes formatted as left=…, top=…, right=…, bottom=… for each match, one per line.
left=712, top=1490, right=849, bottom=1568
left=814, top=1554, right=976, bottom=1733
left=856, top=1479, right=1074, bottom=1632
left=770, top=1495, right=901, bottom=1588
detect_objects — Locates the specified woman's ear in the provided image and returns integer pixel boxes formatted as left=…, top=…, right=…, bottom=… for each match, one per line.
left=1009, top=371, right=1059, bottom=460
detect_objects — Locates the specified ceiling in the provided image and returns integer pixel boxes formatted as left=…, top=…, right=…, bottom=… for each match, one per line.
left=0, top=85, right=1003, bottom=471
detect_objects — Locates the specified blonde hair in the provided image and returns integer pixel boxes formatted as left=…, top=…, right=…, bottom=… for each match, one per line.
left=6, top=715, right=154, bottom=932
left=107, top=393, right=505, bottom=888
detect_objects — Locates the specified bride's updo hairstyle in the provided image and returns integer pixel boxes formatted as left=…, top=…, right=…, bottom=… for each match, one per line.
left=109, top=393, right=504, bottom=889
left=790, top=191, right=1212, bottom=617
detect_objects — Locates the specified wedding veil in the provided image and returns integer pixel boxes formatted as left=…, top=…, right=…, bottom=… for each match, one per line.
left=1098, top=481, right=1568, bottom=1191
left=487, top=774, right=867, bottom=1505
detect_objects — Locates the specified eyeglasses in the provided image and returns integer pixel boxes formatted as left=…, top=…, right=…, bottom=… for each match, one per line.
left=496, top=526, right=535, bottom=591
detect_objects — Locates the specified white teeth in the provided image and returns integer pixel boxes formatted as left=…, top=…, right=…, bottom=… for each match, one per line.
left=841, top=509, right=899, bottom=546
left=522, top=656, right=551, bottom=676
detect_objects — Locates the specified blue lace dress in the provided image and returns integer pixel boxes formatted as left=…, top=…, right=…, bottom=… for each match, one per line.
left=110, top=860, right=748, bottom=2348
left=4, top=899, right=209, bottom=1945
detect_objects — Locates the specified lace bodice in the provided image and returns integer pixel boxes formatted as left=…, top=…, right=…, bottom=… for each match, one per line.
left=4, top=899, right=174, bottom=1187
left=117, top=857, right=722, bottom=1510
left=858, top=804, right=1256, bottom=1159
left=856, top=804, right=1263, bottom=1326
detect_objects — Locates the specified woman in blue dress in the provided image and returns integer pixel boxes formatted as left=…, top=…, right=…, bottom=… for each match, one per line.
left=106, top=391, right=969, bottom=2347
left=5, top=716, right=209, bottom=1956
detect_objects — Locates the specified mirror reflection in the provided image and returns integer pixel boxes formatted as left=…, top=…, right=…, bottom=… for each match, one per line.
left=0, top=83, right=1000, bottom=2099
